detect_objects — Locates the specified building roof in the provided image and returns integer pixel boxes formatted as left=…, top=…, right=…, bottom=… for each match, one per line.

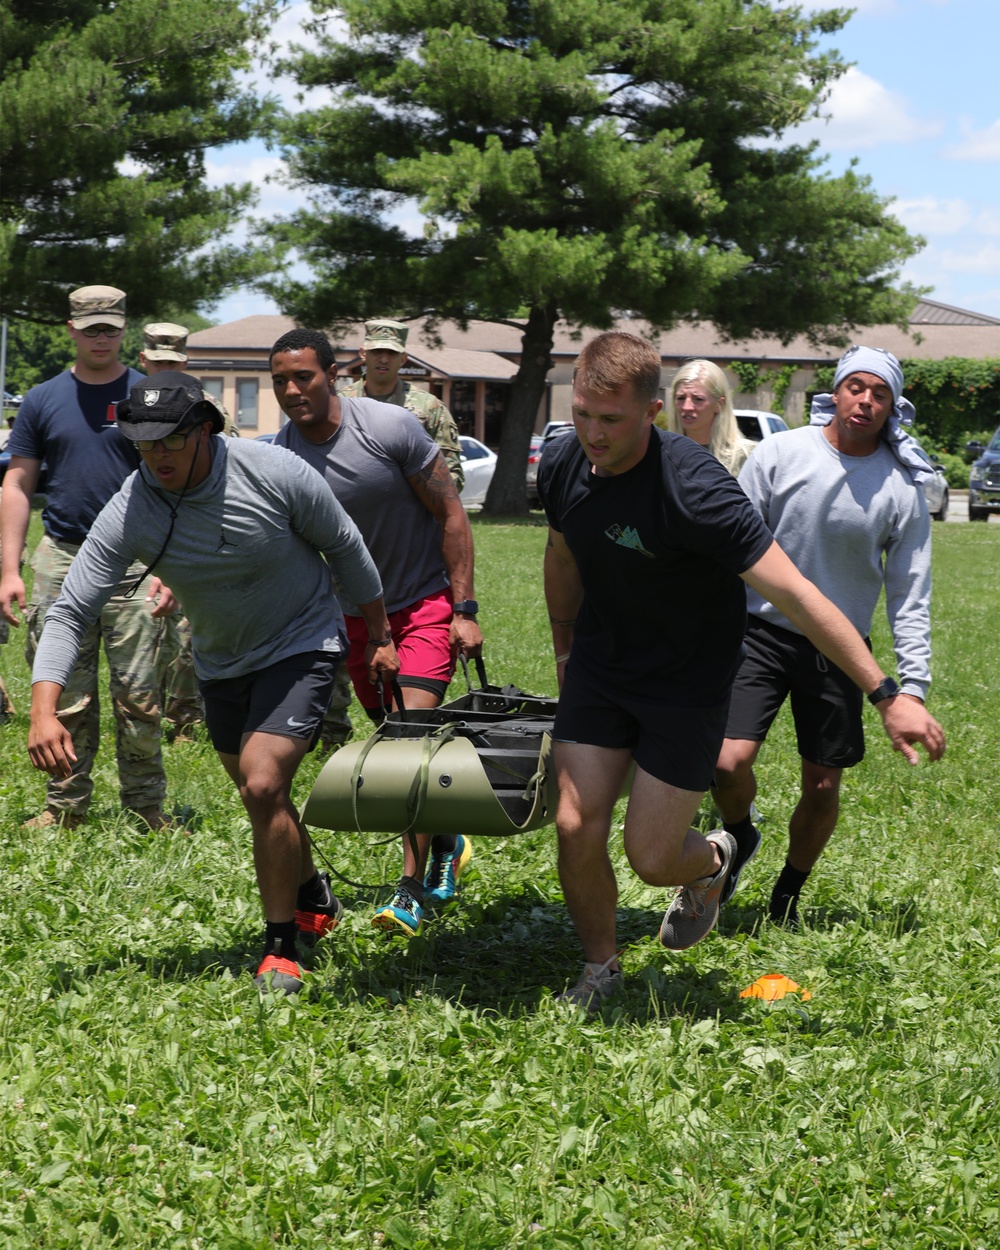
left=188, top=303, right=1000, bottom=365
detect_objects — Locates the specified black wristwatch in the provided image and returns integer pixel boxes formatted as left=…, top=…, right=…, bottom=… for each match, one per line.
left=867, top=676, right=900, bottom=705
left=452, top=599, right=479, bottom=616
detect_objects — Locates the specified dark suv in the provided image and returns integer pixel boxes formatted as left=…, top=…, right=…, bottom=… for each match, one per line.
left=966, top=427, right=1000, bottom=521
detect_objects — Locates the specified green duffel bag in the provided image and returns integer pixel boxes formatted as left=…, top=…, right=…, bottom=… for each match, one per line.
left=302, top=661, right=559, bottom=838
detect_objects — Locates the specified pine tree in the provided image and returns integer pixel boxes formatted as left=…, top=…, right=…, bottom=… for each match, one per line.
left=265, top=0, right=922, bottom=512
left=1, top=0, right=280, bottom=323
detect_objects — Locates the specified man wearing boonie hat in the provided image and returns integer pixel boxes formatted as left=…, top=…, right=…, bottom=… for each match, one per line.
left=27, top=371, right=399, bottom=996
left=0, top=284, right=175, bottom=833
left=712, top=345, right=946, bottom=927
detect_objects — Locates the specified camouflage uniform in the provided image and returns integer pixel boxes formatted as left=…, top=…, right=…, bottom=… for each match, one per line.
left=141, top=323, right=237, bottom=735
left=25, top=535, right=170, bottom=815
left=340, top=376, right=465, bottom=493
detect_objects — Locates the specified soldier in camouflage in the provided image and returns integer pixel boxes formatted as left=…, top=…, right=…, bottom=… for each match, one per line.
left=140, top=322, right=233, bottom=740
left=0, top=286, right=175, bottom=830
left=340, top=319, right=464, bottom=492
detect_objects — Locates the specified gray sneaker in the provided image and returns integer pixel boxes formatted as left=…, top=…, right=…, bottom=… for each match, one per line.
left=659, top=831, right=736, bottom=950
left=556, top=955, right=624, bottom=1013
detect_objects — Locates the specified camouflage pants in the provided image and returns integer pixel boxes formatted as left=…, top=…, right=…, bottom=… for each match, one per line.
left=162, top=613, right=205, bottom=728
left=25, top=534, right=171, bottom=816
left=320, top=661, right=354, bottom=748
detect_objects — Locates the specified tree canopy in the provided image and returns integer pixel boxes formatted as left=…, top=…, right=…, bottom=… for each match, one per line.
left=264, top=0, right=924, bottom=512
left=0, top=0, right=280, bottom=325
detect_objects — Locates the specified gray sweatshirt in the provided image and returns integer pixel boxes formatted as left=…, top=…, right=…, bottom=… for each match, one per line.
left=738, top=424, right=932, bottom=699
left=32, top=436, right=383, bottom=686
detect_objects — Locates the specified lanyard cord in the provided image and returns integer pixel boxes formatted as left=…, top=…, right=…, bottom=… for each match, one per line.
left=121, top=438, right=208, bottom=600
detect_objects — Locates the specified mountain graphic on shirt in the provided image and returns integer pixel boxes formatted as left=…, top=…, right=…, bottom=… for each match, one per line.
left=605, top=523, right=654, bottom=558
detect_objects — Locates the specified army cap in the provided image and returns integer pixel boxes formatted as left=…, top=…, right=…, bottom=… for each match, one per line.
left=116, top=371, right=220, bottom=441
left=143, top=322, right=189, bottom=362
left=363, top=319, right=409, bottom=353
left=69, top=285, right=127, bottom=329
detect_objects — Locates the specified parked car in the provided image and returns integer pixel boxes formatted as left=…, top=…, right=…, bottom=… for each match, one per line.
left=526, top=434, right=544, bottom=506
left=906, top=441, right=949, bottom=522
left=966, top=427, right=1000, bottom=521
left=541, top=420, right=574, bottom=443
left=458, top=435, right=498, bottom=508
left=2, top=390, right=22, bottom=409
left=734, top=409, right=789, bottom=441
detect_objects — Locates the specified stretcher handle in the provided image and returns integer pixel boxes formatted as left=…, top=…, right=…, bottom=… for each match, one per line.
left=458, top=653, right=489, bottom=692
left=375, top=676, right=411, bottom=720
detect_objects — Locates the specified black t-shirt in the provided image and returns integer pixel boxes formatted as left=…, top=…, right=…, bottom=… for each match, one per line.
left=538, top=427, right=774, bottom=706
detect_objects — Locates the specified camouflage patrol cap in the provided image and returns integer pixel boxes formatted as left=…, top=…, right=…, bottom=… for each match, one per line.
left=363, top=319, right=409, bottom=353
left=143, top=322, right=189, bottom=362
left=69, top=285, right=127, bottom=329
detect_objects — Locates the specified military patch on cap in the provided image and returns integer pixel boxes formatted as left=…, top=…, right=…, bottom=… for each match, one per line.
left=69, top=285, right=127, bottom=329
left=363, top=319, right=409, bottom=353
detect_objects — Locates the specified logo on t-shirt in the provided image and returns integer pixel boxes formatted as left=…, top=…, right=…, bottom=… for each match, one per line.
left=605, top=523, right=654, bottom=558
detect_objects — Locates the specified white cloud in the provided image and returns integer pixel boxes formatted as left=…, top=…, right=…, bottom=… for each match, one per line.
left=892, top=197, right=973, bottom=236
left=975, top=207, right=1000, bottom=236
left=794, top=67, right=941, bottom=150
left=934, top=241, right=1000, bottom=276
left=943, top=118, right=1000, bottom=161
left=240, top=1, right=341, bottom=112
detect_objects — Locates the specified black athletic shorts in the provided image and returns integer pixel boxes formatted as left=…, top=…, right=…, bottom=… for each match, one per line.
left=553, top=664, right=730, bottom=793
left=724, top=617, right=867, bottom=769
left=201, top=651, right=340, bottom=756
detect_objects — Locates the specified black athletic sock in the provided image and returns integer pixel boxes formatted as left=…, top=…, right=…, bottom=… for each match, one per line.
left=430, top=834, right=457, bottom=856
left=724, top=815, right=758, bottom=849
left=770, top=861, right=809, bottom=924
left=297, top=871, right=331, bottom=908
left=264, top=920, right=299, bottom=961
left=400, top=875, right=425, bottom=906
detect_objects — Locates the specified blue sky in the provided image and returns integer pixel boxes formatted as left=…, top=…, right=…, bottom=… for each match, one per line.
left=207, top=0, right=1000, bottom=325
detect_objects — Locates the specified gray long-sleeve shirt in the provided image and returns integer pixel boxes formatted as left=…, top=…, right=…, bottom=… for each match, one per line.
left=32, top=436, right=383, bottom=686
left=738, top=424, right=933, bottom=699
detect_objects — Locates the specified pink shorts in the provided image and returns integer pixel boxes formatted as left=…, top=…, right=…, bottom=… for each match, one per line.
left=345, top=590, right=456, bottom=711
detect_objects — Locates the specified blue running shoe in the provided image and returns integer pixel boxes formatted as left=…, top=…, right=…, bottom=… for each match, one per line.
left=423, top=835, right=473, bottom=907
left=371, top=885, right=423, bottom=937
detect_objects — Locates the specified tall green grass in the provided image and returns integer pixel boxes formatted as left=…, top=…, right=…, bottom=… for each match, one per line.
left=0, top=509, right=997, bottom=1248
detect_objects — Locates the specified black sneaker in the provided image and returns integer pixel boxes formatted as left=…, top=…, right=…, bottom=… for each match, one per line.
left=720, top=823, right=762, bottom=906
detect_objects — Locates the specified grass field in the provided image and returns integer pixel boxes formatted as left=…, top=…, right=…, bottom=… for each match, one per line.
left=0, top=508, right=997, bottom=1249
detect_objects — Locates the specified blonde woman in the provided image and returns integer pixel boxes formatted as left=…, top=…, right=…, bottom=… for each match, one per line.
left=662, top=360, right=755, bottom=477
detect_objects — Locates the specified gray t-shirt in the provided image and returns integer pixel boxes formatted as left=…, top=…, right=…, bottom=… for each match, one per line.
left=32, top=437, right=383, bottom=685
left=738, top=424, right=932, bottom=699
left=274, top=396, right=446, bottom=615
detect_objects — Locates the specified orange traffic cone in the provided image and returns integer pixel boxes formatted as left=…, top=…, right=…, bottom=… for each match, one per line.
left=739, top=973, right=812, bottom=1002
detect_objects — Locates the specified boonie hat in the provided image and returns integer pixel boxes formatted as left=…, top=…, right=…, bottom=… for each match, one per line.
left=115, top=371, right=220, bottom=441
left=363, top=319, right=409, bottom=353
left=69, top=285, right=127, bottom=330
left=143, top=322, right=189, bottom=362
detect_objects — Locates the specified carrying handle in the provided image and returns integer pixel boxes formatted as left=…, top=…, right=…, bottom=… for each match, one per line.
left=376, top=675, right=410, bottom=720
left=458, top=653, right=488, bottom=693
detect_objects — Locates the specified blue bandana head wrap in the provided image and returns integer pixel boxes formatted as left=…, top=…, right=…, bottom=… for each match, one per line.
left=809, top=345, right=933, bottom=484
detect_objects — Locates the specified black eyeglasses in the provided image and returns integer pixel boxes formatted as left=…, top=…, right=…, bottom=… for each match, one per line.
left=136, top=425, right=202, bottom=452
left=81, top=324, right=124, bottom=338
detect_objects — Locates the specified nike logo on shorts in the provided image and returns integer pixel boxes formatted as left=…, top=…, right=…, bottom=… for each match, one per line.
left=286, top=716, right=309, bottom=729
